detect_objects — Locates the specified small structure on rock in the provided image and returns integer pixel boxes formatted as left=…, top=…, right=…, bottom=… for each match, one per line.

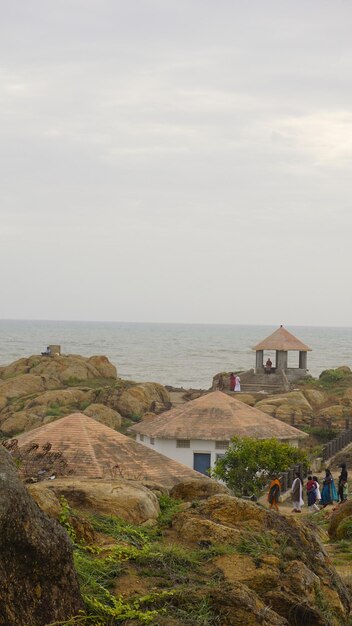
left=253, top=325, right=311, bottom=379
left=225, top=325, right=312, bottom=394
left=12, top=412, right=209, bottom=488
left=129, top=391, right=308, bottom=475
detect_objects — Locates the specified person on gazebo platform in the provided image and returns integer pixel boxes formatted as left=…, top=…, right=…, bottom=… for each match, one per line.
left=265, top=358, right=272, bottom=373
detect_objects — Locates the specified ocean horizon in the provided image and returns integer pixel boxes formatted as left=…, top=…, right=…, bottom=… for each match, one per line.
left=0, top=319, right=351, bottom=389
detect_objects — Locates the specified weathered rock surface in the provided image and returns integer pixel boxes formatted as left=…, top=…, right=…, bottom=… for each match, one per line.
left=170, top=477, right=230, bottom=501
left=116, top=382, right=171, bottom=417
left=0, top=447, right=83, bottom=626
left=328, top=500, right=352, bottom=539
left=256, top=391, right=312, bottom=413
left=172, top=494, right=351, bottom=625
left=29, top=477, right=160, bottom=524
left=83, top=403, right=122, bottom=429
left=302, top=389, right=328, bottom=408
left=0, top=355, right=170, bottom=437
left=0, top=354, right=117, bottom=384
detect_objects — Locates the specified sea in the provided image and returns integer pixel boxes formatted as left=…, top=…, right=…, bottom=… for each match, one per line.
left=0, top=320, right=351, bottom=390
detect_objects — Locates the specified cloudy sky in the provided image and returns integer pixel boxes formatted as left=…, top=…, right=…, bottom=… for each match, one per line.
left=1, top=0, right=352, bottom=325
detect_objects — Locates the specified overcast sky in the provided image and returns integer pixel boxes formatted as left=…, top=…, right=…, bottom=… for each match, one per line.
left=1, top=0, right=352, bottom=326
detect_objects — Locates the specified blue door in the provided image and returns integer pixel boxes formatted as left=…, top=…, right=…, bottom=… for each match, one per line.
left=193, top=453, right=211, bottom=475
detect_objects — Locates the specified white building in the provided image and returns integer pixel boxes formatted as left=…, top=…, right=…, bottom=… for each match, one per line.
left=129, top=391, right=308, bottom=475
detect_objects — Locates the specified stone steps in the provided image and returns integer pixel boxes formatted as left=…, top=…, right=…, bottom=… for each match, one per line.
left=240, top=380, right=283, bottom=394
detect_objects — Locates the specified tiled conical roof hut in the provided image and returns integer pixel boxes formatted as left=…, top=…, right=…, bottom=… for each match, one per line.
left=252, top=325, right=311, bottom=381
left=129, top=391, right=307, bottom=474
left=130, top=391, right=307, bottom=442
left=12, top=413, right=208, bottom=487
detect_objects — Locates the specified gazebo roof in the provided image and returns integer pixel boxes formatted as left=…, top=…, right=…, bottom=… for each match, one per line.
left=252, top=326, right=311, bottom=352
left=129, top=391, right=308, bottom=442
left=13, top=413, right=208, bottom=486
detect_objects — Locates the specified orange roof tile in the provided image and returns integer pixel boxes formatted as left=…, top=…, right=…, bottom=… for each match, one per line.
left=129, top=391, right=308, bottom=441
left=252, top=326, right=311, bottom=352
left=14, top=413, right=207, bottom=486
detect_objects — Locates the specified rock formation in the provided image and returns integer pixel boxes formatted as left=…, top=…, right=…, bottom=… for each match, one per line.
left=172, top=494, right=351, bottom=625
left=0, top=446, right=83, bottom=626
left=0, top=354, right=170, bottom=435
left=28, top=477, right=160, bottom=524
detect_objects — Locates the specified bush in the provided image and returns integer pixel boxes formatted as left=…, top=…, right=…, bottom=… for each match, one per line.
left=319, top=369, right=346, bottom=384
left=212, top=437, right=307, bottom=496
left=336, top=517, right=352, bottom=541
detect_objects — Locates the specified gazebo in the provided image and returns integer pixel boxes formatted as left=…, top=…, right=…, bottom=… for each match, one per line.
left=252, top=325, right=311, bottom=381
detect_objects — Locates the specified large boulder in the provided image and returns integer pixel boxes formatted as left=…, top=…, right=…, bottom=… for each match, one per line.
left=116, top=382, right=171, bottom=418
left=0, top=387, right=96, bottom=435
left=0, top=447, right=83, bottom=626
left=170, top=478, right=230, bottom=501
left=0, top=354, right=117, bottom=386
left=0, top=374, right=46, bottom=404
left=256, top=391, right=312, bottom=414
left=302, top=389, right=328, bottom=409
left=172, top=494, right=351, bottom=625
left=320, top=405, right=345, bottom=419
left=29, top=478, right=160, bottom=524
left=83, top=403, right=122, bottom=429
left=328, top=500, right=352, bottom=539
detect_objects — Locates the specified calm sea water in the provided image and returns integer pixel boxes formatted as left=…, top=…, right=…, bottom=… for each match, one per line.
left=0, top=320, right=351, bottom=389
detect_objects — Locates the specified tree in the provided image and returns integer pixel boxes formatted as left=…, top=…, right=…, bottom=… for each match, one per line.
left=212, top=437, right=307, bottom=497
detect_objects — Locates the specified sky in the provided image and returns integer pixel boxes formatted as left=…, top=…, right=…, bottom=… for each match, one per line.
left=1, top=0, right=352, bottom=326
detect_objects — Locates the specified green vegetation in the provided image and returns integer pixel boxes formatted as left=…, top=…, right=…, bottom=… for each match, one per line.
left=300, top=425, right=340, bottom=443
left=45, top=402, right=66, bottom=417
left=52, top=496, right=226, bottom=626
left=212, top=436, right=307, bottom=496
left=157, top=493, right=182, bottom=527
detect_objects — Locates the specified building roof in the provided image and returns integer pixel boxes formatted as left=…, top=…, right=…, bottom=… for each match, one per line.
left=252, top=326, right=312, bottom=352
left=13, top=413, right=207, bottom=486
left=129, top=391, right=308, bottom=442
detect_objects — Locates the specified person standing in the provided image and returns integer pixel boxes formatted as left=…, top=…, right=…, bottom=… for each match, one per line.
left=291, top=472, right=304, bottom=513
left=268, top=475, right=281, bottom=512
left=313, top=476, right=321, bottom=502
left=338, top=463, right=348, bottom=503
left=306, top=475, right=320, bottom=513
left=229, top=373, right=236, bottom=391
left=234, top=375, right=241, bottom=392
left=320, top=468, right=338, bottom=508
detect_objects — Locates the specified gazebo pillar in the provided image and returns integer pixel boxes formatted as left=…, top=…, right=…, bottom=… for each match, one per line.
left=299, top=351, right=307, bottom=369
left=276, top=350, right=288, bottom=371
left=255, top=350, right=264, bottom=369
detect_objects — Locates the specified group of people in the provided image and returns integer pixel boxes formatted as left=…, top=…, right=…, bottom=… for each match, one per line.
left=229, top=373, right=241, bottom=392
left=268, top=464, right=348, bottom=513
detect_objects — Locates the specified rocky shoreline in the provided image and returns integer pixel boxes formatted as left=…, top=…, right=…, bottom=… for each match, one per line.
left=2, top=353, right=352, bottom=625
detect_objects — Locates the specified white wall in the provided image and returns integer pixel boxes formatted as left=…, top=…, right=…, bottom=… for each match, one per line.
left=137, top=434, right=227, bottom=472
left=137, top=433, right=302, bottom=471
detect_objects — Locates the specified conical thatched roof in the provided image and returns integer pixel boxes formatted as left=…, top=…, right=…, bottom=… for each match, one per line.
left=13, top=413, right=207, bottom=486
left=129, top=391, right=308, bottom=442
left=252, top=326, right=311, bottom=352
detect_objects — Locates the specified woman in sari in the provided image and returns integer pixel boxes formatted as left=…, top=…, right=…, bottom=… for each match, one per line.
left=320, top=469, right=338, bottom=508
left=291, top=472, right=304, bottom=513
left=268, top=475, right=281, bottom=511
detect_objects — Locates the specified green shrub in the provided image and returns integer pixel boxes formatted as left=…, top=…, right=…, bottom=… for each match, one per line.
left=212, top=437, right=307, bottom=496
left=157, top=494, right=182, bottom=527
left=336, top=517, right=352, bottom=541
left=319, top=369, right=346, bottom=384
left=89, top=514, right=154, bottom=547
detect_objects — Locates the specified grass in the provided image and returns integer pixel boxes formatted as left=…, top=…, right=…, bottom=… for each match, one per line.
left=157, top=494, right=182, bottom=527
left=236, top=531, right=287, bottom=559
left=89, top=514, right=155, bottom=547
